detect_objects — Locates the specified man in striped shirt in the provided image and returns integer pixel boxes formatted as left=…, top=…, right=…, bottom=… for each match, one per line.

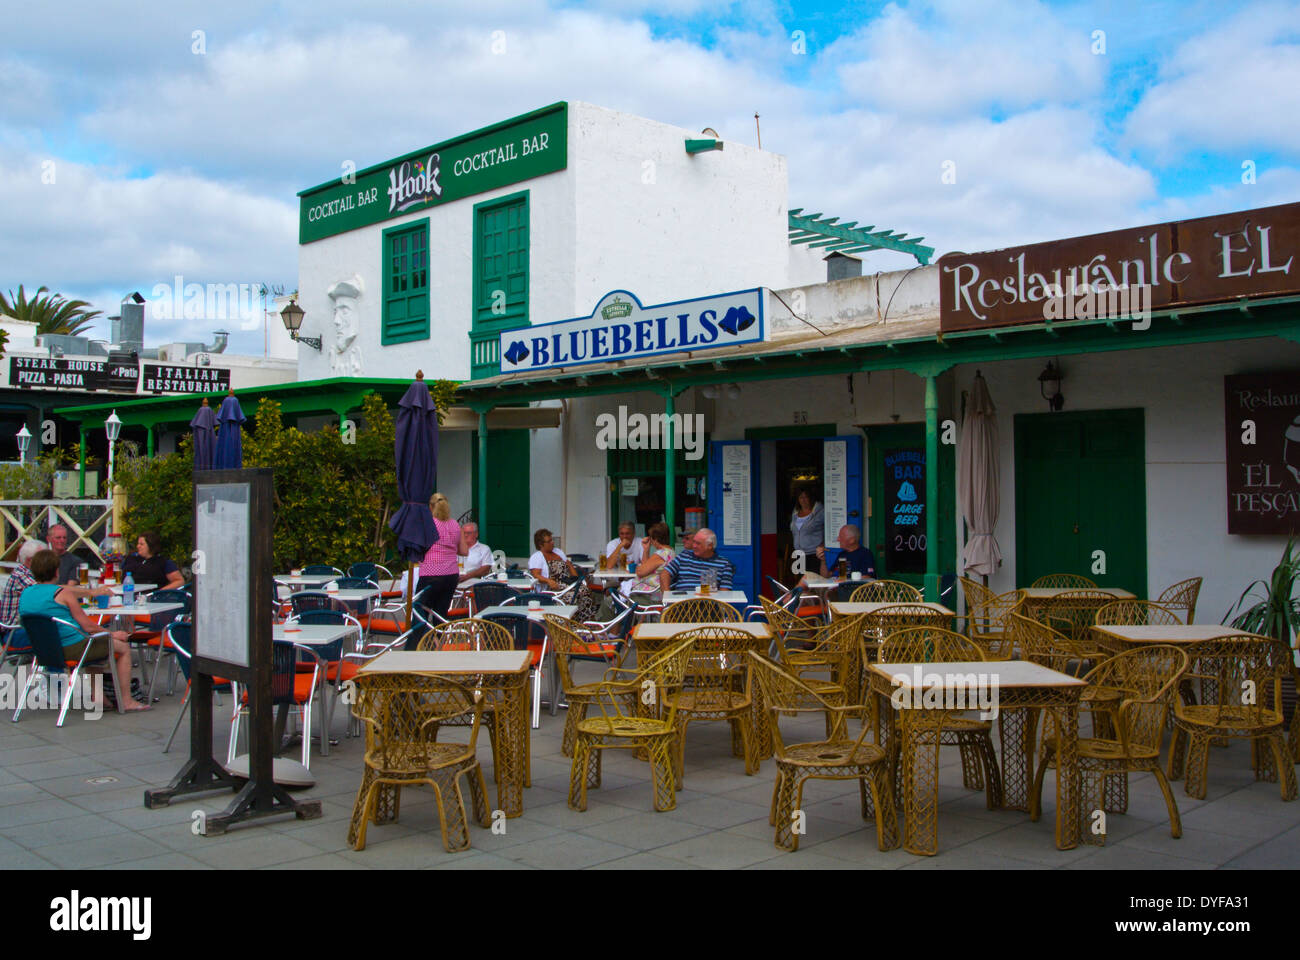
left=658, top=528, right=734, bottom=591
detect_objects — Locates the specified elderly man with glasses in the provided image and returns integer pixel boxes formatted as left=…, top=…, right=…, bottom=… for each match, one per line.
left=658, top=527, right=734, bottom=591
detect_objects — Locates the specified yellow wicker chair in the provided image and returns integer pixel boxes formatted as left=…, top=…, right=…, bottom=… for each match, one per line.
left=568, top=638, right=696, bottom=812
left=1095, top=601, right=1182, bottom=627
left=665, top=626, right=761, bottom=788
left=1167, top=635, right=1296, bottom=802
left=748, top=652, right=899, bottom=853
left=775, top=613, right=866, bottom=734
left=417, top=618, right=514, bottom=651
left=661, top=596, right=741, bottom=624
left=760, top=595, right=835, bottom=657
left=1032, top=645, right=1189, bottom=842
left=877, top=626, right=1002, bottom=809
left=958, top=579, right=1023, bottom=659
left=545, top=614, right=638, bottom=758
left=860, top=602, right=957, bottom=667
left=1044, top=589, right=1119, bottom=646
left=1030, top=573, right=1098, bottom=589
left=849, top=579, right=923, bottom=604
left=1156, top=577, right=1202, bottom=624
left=347, top=673, right=490, bottom=853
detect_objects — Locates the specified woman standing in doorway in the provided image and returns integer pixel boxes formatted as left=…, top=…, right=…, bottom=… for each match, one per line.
left=789, top=487, right=825, bottom=580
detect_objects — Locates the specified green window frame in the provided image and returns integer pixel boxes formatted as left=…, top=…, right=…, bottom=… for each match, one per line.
left=472, top=190, right=529, bottom=329
left=382, top=218, right=430, bottom=345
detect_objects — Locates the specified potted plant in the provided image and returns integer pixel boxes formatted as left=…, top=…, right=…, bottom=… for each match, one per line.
left=1224, top=540, right=1300, bottom=726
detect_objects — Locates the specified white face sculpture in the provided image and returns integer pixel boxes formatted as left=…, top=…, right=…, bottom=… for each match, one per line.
left=332, top=296, right=358, bottom=350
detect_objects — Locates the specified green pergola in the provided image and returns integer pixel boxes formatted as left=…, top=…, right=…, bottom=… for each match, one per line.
left=788, top=209, right=934, bottom=264
left=459, top=295, right=1300, bottom=600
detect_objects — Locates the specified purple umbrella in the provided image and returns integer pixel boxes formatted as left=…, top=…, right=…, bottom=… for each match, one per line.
left=191, top=397, right=217, bottom=471
left=388, top=373, right=440, bottom=629
left=213, top=392, right=246, bottom=470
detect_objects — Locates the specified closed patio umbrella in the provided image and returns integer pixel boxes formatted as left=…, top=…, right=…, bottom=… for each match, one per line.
left=958, top=372, right=1001, bottom=581
left=191, top=397, right=217, bottom=471
left=213, top=391, right=246, bottom=470
left=388, top=371, right=440, bottom=631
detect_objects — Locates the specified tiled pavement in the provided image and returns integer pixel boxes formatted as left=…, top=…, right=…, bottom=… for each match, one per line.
left=3, top=664, right=1300, bottom=870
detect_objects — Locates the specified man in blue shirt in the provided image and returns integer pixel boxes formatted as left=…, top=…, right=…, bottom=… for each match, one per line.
left=658, top=528, right=735, bottom=590
left=816, top=524, right=876, bottom=578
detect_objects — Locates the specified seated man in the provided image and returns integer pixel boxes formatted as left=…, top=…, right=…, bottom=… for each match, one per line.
left=602, top=522, right=644, bottom=570
left=658, top=527, right=734, bottom=591
left=815, top=524, right=877, bottom=579
left=458, top=522, right=494, bottom=582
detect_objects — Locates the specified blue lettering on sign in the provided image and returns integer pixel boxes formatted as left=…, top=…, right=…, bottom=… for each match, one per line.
left=635, top=318, right=654, bottom=353
left=591, top=327, right=609, bottom=358
left=894, top=465, right=922, bottom=481
left=677, top=313, right=699, bottom=347
left=611, top=324, right=632, bottom=355
left=569, top=330, right=587, bottom=361
left=698, top=309, right=719, bottom=343
left=655, top=315, right=677, bottom=350
left=531, top=338, right=550, bottom=365
left=552, top=333, right=569, bottom=363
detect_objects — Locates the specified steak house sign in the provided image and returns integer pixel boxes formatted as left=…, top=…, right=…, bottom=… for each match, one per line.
left=298, top=102, right=567, bottom=244
left=939, top=201, right=1300, bottom=332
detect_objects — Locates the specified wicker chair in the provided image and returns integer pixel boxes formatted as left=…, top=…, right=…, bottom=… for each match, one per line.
left=775, top=613, right=866, bottom=732
left=545, top=614, right=637, bottom=757
left=849, top=579, right=922, bottom=604
left=1043, top=589, right=1118, bottom=646
left=665, top=626, right=761, bottom=788
left=1156, top=577, right=1202, bottom=624
left=1030, top=573, right=1098, bottom=589
left=1095, top=601, right=1182, bottom=627
left=568, top=638, right=696, bottom=813
left=347, top=673, right=490, bottom=853
left=1167, top=635, right=1296, bottom=802
left=1032, top=645, right=1189, bottom=842
left=748, top=652, right=899, bottom=853
left=759, top=595, right=836, bottom=661
left=860, top=602, right=957, bottom=669
left=660, top=596, right=741, bottom=624
left=877, top=626, right=1003, bottom=809
left=959, top=577, right=1024, bottom=658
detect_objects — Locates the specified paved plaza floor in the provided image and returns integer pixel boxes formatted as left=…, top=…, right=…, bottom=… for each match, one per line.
left=3, top=661, right=1299, bottom=870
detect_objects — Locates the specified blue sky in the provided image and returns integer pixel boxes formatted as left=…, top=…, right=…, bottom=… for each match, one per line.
left=0, top=0, right=1296, bottom=353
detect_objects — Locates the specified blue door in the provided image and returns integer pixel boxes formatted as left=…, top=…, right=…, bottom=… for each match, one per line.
left=708, top=441, right=759, bottom=602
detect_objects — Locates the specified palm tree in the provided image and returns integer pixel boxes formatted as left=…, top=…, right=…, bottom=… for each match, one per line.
left=0, top=285, right=102, bottom=336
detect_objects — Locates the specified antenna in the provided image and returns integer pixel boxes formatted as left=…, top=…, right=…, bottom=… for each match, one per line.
left=754, top=113, right=761, bottom=150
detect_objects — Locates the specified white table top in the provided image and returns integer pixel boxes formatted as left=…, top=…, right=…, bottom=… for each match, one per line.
left=663, top=590, right=749, bottom=604
left=460, top=577, right=537, bottom=591
left=101, top=582, right=158, bottom=594
left=831, top=601, right=955, bottom=617
left=275, top=623, right=359, bottom=645
left=802, top=574, right=853, bottom=590
left=870, top=660, right=1087, bottom=689
left=358, top=649, right=531, bottom=676
left=88, top=601, right=184, bottom=617
left=589, top=569, right=637, bottom=579
left=476, top=604, right=578, bottom=621
left=1020, top=587, right=1136, bottom=600
left=278, top=574, right=338, bottom=586
left=634, top=621, right=773, bottom=640
left=322, top=588, right=379, bottom=602
left=1092, top=624, right=1257, bottom=644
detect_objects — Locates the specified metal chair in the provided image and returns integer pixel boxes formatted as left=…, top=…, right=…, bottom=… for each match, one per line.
left=143, top=588, right=194, bottom=700
left=468, top=581, right=522, bottom=614
left=228, top=639, right=320, bottom=769
left=289, top=591, right=343, bottom=617
left=303, top=564, right=343, bottom=576
left=477, top=610, right=549, bottom=729
left=161, top=621, right=232, bottom=753
left=14, top=615, right=119, bottom=726
left=290, top=608, right=365, bottom=744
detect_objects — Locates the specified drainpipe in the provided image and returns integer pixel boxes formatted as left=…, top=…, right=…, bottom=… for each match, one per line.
left=664, top=389, right=676, bottom=546
left=924, top=375, right=940, bottom=602
left=473, top=406, right=490, bottom=536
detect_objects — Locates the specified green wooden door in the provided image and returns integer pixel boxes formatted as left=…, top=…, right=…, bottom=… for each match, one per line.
left=471, top=429, right=530, bottom=557
left=865, top=423, right=956, bottom=591
left=1014, top=409, right=1146, bottom=596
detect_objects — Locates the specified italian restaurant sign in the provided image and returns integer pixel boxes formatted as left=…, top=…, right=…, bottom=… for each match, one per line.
left=9, top=357, right=139, bottom=392
left=1225, top=371, right=1300, bottom=535
left=940, top=201, right=1300, bottom=332
left=298, top=102, right=568, bottom=243
left=142, top=364, right=231, bottom=394
left=497, top=288, right=766, bottom=374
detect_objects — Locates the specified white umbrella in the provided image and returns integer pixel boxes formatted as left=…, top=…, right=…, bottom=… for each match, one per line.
left=958, top=372, right=1002, bottom=580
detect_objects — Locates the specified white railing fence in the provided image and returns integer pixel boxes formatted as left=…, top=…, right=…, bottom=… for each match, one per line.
left=0, top=499, right=115, bottom=565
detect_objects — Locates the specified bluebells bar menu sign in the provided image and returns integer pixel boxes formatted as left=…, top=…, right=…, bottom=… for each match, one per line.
left=1225, top=371, right=1300, bottom=535
left=498, top=288, right=766, bottom=374
left=298, top=102, right=567, bottom=244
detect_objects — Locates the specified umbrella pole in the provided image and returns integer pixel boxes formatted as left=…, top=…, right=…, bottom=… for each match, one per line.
left=405, top=562, right=417, bottom=633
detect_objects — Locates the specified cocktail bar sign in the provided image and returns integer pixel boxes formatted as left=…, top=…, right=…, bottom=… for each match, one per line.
left=298, top=103, right=567, bottom=244
left=498, top=289, right=765, bottom=374
left=940, top=201, right=1300, bottom=332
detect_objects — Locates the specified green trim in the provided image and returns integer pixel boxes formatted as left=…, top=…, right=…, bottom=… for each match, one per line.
left=381, top=217, right=432, bottom=345
left=744, top=423, right=836, bottom=440
left=924, top=376, right=940, bottom=602
left=789, top=208, right=933, bottom=265
left=685, top=138, right=723, bottom=154
left=472, top=189, right=530, bottom=329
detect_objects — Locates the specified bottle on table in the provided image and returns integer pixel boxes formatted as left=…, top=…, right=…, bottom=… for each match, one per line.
left=123, top=572, right=135, bottom=609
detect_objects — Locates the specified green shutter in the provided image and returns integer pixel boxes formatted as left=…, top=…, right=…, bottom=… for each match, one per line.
left=382, top=219, right=430, bottom=345
left=472, top=190, right=529, bottom=329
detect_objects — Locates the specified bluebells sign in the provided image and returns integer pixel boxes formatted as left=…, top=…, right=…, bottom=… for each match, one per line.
left=499, top=288, right=765, bottom=373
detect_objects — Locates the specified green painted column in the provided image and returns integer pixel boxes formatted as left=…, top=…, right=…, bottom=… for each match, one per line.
left=146, top=425, right=154, bottom=458
left=78, top=425, right=87, bottom=497
left=664, top=391, right=676, bottom=545
left=924, top=375, right=940, bottom=602
left=477, top=409, right=489, bottom=533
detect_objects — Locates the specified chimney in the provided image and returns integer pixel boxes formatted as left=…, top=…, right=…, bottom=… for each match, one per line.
left=825, top=252, right=862, bottom=282
left=116, top=292, right=146, bottom=353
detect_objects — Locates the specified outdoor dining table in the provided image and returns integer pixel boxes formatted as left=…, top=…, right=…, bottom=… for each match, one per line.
left=1019, top=586, right=1135, bottom=621
left=88, top=600, right=185, bottom=695
left=356, top=649, right=533, bottom=817
left=277, top=574, right=337, bottom=590
left=460, top=577, right=537, bottom=591
left=272, top=622, right=363, bottom=757
left=829, top=601, right=957, bottom=702
left=868, top=659, right=1086, bottom=856
left=475, top=604, right=578, bottom=621
left=662, top=589, right=749, bottom=606
left=630, top=620, right=775, bottom=758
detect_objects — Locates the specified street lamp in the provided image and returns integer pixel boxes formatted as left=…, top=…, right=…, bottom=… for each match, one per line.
left=105, top=410, right=122, bottom=487
left=16, top=425, right=31, bottom=464
left=279, top=299, right=321, bottom=351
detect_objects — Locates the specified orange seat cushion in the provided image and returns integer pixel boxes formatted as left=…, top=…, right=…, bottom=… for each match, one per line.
left=572, top=642, right=620, bottom=660
left=526, top=643, right=545, bottom=667
left=326, top=661, right=360, bottom=683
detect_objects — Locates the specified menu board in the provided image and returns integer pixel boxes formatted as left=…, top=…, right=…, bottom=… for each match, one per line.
left=721, top=444, right=752, bottom=547
left=883, top=447, right=926, bottom=574
left=823, top=440, right=847, bottom=547
left=1225, top=372, right=1300, bottom=535
left=194, top=482, right=251, bottom=667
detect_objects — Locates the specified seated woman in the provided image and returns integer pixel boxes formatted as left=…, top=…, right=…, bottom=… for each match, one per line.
left=621, top=522, right=674, bottom=598
left=121, top=531, right=186, bottom=589
left=528, top=528, right=602, bottom=622
left=19, top=549, right=148, bottom=712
